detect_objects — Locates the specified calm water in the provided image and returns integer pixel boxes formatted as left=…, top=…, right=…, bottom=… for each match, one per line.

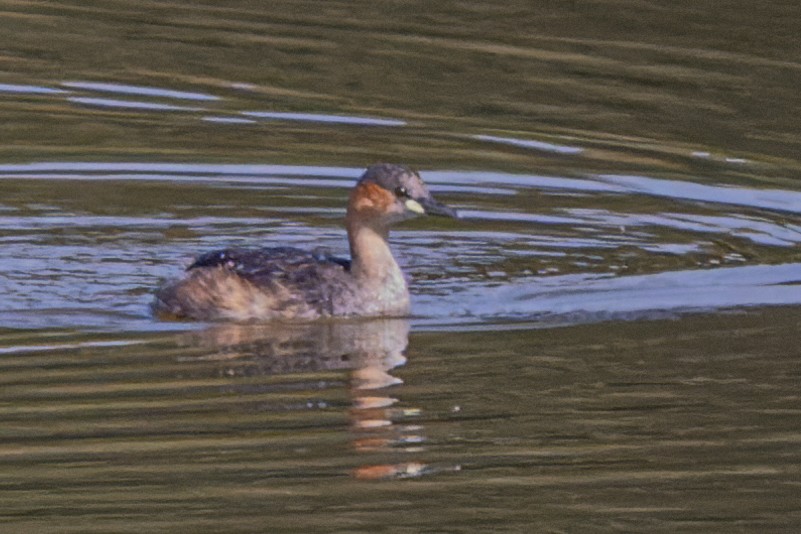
left=2, top=2, right=801, bottom=532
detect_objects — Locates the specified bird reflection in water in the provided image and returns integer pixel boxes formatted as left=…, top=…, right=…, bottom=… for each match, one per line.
left=180, top=318, right=432, bottom=480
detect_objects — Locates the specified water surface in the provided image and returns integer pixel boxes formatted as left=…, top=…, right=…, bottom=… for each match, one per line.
left=2, top=1, right=801, bottom=532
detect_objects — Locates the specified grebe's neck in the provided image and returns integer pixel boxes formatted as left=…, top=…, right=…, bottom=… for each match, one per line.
left=346, top=219, right=402, bottom=282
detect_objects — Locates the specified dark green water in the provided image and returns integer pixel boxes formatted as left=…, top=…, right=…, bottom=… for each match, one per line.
left=2, top=2, right=801, bottom=532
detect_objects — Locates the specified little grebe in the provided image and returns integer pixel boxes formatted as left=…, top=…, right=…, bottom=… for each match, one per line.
left=154, top=164, right=457, bottom=321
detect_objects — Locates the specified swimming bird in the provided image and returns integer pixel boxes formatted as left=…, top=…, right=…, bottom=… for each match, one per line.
left=154, top=164, right=458, bottom=321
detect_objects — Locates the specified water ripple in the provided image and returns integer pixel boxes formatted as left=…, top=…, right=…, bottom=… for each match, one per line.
left=242, top=111, right=406, bottom=126
left=472, top=134, right=584, bottom=155
left=416, top=263, right=801, bottom=326
left=68, top=97, right=206, bottom=112
left=597, top=174, right=801, bottom=215
left=62, top=81, right=220, bottom=101
left=0, top=83, right=68, bottom=95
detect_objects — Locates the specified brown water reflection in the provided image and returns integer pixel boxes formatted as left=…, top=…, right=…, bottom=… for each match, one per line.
left=180, top=318, right=436, bottom=481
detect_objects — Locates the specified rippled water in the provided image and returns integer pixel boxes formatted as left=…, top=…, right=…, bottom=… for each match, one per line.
left=2, top=162, right=800, bottom=330
left=2, top=1, right=801, bottom=532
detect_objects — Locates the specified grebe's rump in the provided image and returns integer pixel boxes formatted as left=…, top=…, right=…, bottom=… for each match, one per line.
left=154, top=164, right=457, bottom=321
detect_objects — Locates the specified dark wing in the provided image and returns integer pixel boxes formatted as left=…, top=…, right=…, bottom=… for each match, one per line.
left=311, top=249, right=351, bottom=270
left=188, top=247, right=351, bottom=293
left=190, top=246, right=349, bottom=272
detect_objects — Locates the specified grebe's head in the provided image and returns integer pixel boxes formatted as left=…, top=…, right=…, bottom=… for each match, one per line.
left=348, top=164, right=458, bottom=226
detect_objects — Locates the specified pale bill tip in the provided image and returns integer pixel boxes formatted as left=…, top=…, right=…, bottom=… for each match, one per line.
left=405, top=198, right=425, bottom=214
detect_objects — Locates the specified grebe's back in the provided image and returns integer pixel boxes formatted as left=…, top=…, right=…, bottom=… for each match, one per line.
left=156, top=247, right=362, bottom=320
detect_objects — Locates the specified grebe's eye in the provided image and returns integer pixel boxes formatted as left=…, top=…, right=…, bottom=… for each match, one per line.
left=394, top=186, right=409, bottom=198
